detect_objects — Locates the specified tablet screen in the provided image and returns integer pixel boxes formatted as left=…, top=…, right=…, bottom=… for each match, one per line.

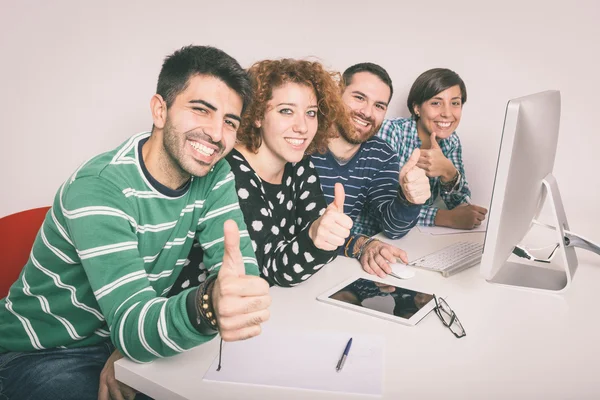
left=328, top=278, right=434, bottom=320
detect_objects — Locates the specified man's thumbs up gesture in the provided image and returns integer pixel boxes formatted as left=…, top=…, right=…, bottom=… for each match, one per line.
left=417, top=131, right=457, bottom=182
left=309, top=182, right=353, bottom=251
left=399, top=148, right=431, bottom=205
left=211, top=220, right=271, bottom=342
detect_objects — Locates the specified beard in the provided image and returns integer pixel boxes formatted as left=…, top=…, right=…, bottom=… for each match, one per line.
left=162, top=117, right=225, bottom=178
left=339, top=111, right=381, bottom=145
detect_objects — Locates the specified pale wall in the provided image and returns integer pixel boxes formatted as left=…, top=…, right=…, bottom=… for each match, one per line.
left=1, top=0, right=598, bottom=238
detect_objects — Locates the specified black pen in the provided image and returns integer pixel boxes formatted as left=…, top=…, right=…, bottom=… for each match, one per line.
left=336, top=337, right=353, bottom=372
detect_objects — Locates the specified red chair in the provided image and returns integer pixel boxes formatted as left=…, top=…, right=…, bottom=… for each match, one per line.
left=0, top=206, right=51, bottom=298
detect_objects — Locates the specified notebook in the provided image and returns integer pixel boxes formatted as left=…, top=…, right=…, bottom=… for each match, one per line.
left=203, top=326, right=384, bottom=396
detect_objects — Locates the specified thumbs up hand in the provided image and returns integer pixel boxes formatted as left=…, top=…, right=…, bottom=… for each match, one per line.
left=399, top=148, right=431, bottom=205
left=430, top=131, right=440, bottom=149
left=308, top=183, right=353, bottom=251
left=330, top=181, right=345, bottom=212
left=417, top=132, right=457, bottom=181
left=211, top=220, right=271, bottom=342
left=219, top=219, right=246, bottom=278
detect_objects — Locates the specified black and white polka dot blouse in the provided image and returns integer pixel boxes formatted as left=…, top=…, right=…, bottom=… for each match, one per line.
left=225, top=148, right=337, bottom=287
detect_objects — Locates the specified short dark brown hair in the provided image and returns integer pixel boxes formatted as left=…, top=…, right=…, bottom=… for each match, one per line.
left=157, top=45, right=252, bottom=112
left=407, top=68, right=467, bottom=119
left=342, top=62, right=393, bottom=102
left=237, top=59, right=352, bottom=154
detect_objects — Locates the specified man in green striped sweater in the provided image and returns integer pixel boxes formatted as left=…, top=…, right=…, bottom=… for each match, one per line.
left=0, top=46, right=271, bottom=400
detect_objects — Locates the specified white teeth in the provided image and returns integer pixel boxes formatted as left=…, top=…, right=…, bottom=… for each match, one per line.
left=436, top=122, right=451, bottom=128
left=189, top=141, right=215, bottom=156
left=285, top=138, right=305, bottom=146
left=353, top=117, right=368, bottom=127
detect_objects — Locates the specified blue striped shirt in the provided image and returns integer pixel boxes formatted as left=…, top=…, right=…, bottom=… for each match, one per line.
left=311, top=137, right=421, bottom=253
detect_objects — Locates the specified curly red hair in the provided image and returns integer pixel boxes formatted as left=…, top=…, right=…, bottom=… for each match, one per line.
left=237, top=59, right=353, bottom=155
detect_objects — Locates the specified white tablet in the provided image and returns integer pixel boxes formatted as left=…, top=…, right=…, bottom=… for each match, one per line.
left=317, top=276, right=438, bottom=327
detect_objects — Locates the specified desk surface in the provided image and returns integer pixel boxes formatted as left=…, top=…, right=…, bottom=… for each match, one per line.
left=116, top=229, right=600, bottom=400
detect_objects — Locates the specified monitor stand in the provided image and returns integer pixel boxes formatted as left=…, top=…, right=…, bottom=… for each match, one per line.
left=487, top=173, right=582, bottom=293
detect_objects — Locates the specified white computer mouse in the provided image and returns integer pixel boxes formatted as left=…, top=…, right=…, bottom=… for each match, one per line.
left=389, top=263, right=416, bottom=279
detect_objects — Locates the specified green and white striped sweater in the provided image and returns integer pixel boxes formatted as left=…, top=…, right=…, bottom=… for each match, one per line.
left=0, top=132, right=258, bottom=362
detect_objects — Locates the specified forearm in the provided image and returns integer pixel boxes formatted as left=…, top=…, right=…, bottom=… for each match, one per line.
left=418, top=206, right=439, bottom=227
left=434, top=209, right=453, bottom=227
left=440, top=164, right=458, bottom=183
left=199, top=170, right=259, bottom=277
left=341, top=234, right=361, bottom=258
left=440, top=137, right=470, bottom=204
left=366, top=167, right=421, bottom=239
left=261, top=226, right=336, bottom=287
left=110, top=287, right=214, bottom=363
left=271, top=166, right=336, bottom=285
left=377, top=196, right=421, bottom=239
left=341, top=234, right=373, bottom=260
left=352, top=235, right=370, bottom=258
left=185, top=277, right=219, bottom=336
left=440, top=172, right=471, bottom=209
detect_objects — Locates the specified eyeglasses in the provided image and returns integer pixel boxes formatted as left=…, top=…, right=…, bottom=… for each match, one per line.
left=433, top=294, right=466, bottom=338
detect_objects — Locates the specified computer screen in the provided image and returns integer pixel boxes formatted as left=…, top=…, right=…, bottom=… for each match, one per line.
left=480, top=90, right=578, bottom=292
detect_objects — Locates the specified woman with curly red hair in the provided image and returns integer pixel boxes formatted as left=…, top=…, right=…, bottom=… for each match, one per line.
left=169, top=59, right=353, bottom=293
left=225, top=59, right=355, bottom=287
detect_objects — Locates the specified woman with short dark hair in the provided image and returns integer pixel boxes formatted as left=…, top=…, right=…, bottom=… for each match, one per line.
left=378, top=68, right=487, bottom=230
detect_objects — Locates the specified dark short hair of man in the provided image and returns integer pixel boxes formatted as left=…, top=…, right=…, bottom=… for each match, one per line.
left=342, top=62, right=394, bottom=102
left=156, top=45, right=252, bottom=112
left=406, top=68, right=467, bottom=118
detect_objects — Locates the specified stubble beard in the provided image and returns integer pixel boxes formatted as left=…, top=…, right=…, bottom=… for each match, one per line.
left=162, top=118, right=224, bottom=179
left=340, top=121, right=381, bottom=145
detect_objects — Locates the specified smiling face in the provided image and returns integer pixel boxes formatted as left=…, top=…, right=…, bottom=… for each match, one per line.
left=413, top=85, right=463, bottom=140
left=256, top=82, right=318, bottom=165
left=160, top=74, right=243, bottom=179
left=340, top=71, right=390, bottom=145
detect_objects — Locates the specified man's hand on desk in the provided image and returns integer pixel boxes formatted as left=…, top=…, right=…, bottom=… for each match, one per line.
left=212, top=220, right=271, bottom=342
left=355, top=237, right=408, bottom=279
left=98, top=349, right=137, bottom=400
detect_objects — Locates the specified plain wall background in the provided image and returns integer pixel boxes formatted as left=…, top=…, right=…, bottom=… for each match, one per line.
left=1, top=0, right=598, bottom=239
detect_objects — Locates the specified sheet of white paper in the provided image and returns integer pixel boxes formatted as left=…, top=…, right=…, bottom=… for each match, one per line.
left=203, top=327, right=384, bottom=396
left=418, top=223, right=487, bottom=235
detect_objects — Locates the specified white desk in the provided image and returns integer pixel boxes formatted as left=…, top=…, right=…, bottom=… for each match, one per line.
left=116, top=229, right=600, bottom=400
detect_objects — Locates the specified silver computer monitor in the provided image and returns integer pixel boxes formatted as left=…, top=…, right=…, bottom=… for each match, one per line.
left=480, top=90, right=578, bottom=292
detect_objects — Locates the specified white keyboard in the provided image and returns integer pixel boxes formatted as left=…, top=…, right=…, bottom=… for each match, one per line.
left=409, top=241, right=483, bottom=277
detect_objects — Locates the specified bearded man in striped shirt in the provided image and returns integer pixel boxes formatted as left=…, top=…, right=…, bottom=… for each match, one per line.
left=0, top=46, right=271, bottom=400
left=311, top=63, right=431, bottom=279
